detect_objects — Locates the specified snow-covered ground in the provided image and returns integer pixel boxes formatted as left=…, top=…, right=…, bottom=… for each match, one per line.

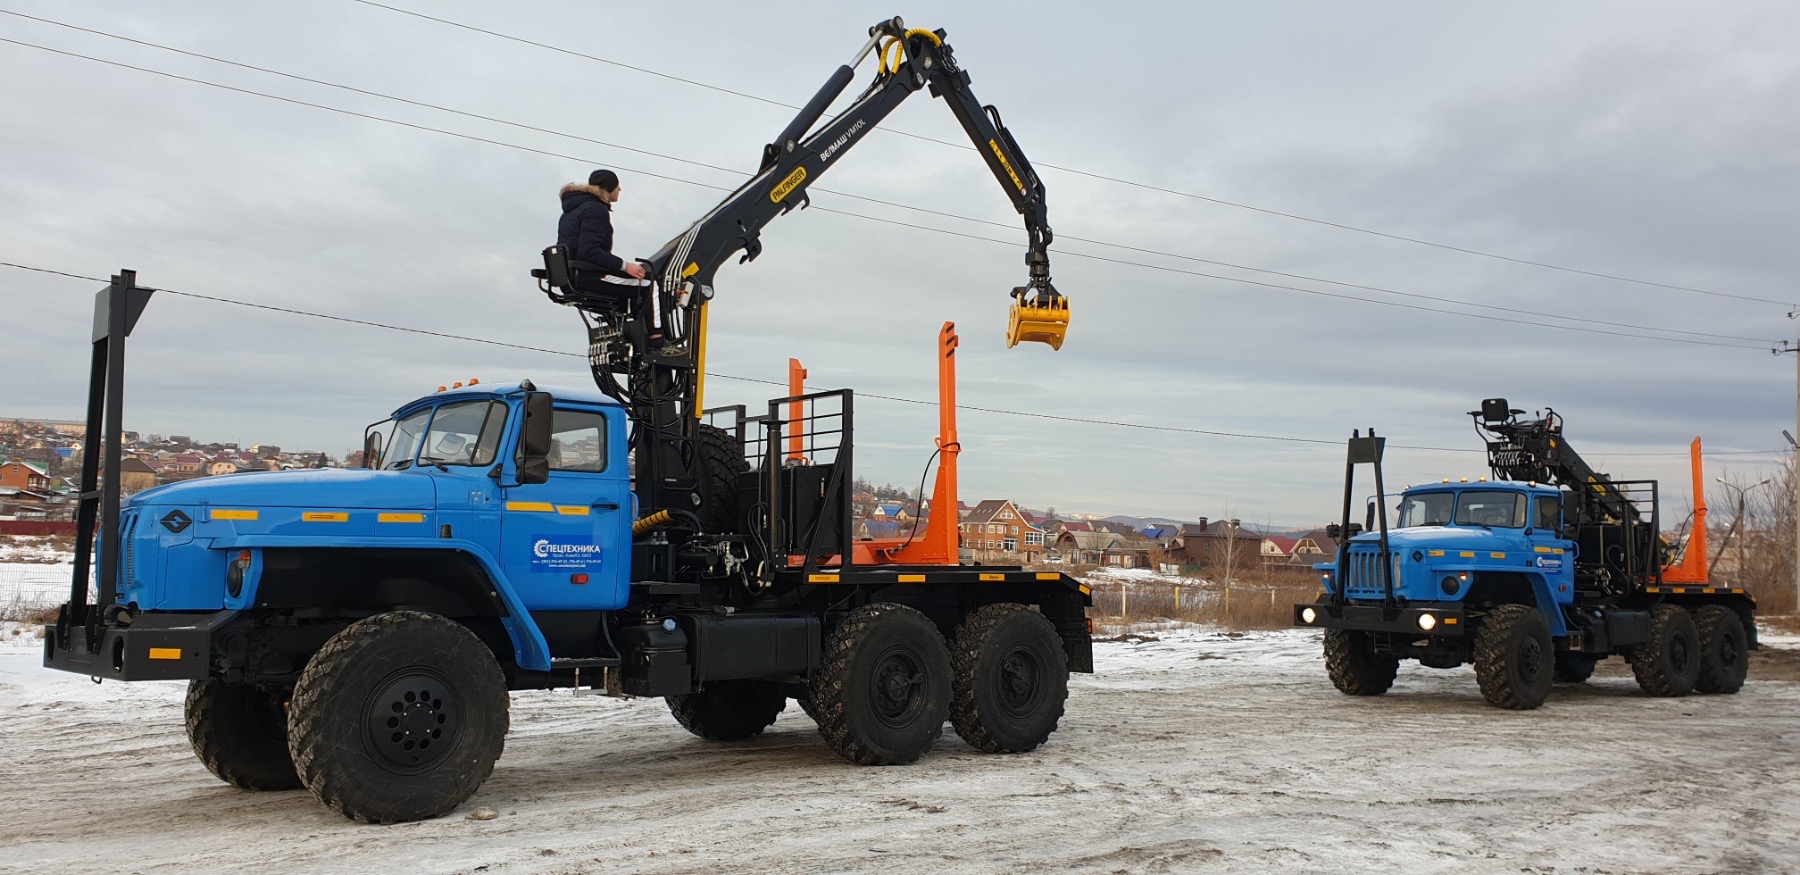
left=2, top=625, right=1796, bottom=875
left=4, top=541, right=1796, bottom=873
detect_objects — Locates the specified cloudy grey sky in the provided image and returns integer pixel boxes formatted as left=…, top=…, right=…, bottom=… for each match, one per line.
left=3, top=1, right=1797, bottom=527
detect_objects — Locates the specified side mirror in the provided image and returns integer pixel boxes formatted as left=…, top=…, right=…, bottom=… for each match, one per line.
left=518, top=391, right=554, bottom=485
left=1364, top=500, right=1377, bottom=534
left=362, top=430, right=383, bottom=469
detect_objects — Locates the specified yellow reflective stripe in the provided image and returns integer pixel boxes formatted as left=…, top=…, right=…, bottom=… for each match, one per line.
left=148, top=647, right=182, bottom=660
left=212, top=509, right=257, bottom=521
left=1534, top=546, right=1564, bottom=554
left=808, top=573, right=840, bottom=584
left=506, top=502, right=555, bottom=513
left=1078, top=584, right=1091, bottom=595
left=556, top=505, right=590, bottom=516
left=1703, top=587, right=1716, bottom=594
left=897, top=574, right=926, bottom=583
left=1427, top=550, right=1445, bottom=557
left=1490, top=552, right=1506, bottom=559
left=378, top=513, right=425, bottom=524
left=1036, top=573, right=1060, bottom=581
left=1459, top=551, right=1475, bottom=558
left=979, top=573, right=1005, bottom=581
left=1444, top=617, right=1460, bottom=625
left=302, top=512, right=348, bottom=522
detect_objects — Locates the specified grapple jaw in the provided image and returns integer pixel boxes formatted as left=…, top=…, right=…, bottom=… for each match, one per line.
left=1005, top=283, right=1070, bottom=350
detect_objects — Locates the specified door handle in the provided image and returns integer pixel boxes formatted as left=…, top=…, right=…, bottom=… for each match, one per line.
left=593, top=501, right=621, bottom=510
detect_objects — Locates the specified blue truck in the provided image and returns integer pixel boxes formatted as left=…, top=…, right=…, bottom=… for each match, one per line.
left=1295, top=400, right=1755, bottom=709
left=43, top=20, right=1090, bottom=824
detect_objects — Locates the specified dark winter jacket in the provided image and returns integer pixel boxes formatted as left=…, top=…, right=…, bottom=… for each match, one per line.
left=557, top=183, right=624, bottom=273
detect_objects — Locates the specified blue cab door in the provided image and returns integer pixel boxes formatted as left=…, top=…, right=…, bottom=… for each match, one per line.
left=499, top=405, right=631, bottom=610
left=1526, top=491, right=1576, bottom=603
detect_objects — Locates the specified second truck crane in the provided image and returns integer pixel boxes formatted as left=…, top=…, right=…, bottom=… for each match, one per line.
left=1295, top=399, right=1755, bottom=710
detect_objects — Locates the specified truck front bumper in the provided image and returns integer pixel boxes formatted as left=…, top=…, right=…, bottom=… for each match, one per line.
left=1294, top=602, right=1467, bottom=637
left=42, top=610, right=233, bottom=681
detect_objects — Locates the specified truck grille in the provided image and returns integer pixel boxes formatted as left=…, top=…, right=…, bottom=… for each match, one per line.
left=1341, top=547, right=1399, bottom=597
left=119, top=508, right=139, bottom=596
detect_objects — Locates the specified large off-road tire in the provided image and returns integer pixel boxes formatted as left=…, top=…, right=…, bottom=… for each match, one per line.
left=1473, top=604, right=1553, bottom=710
left=666, top=680, right=787, bottom=740
left=1323, top=628, right=1399, bottom=696
left=1693, top=605, right=1749, bottom=695
left=1553, top=652, right=1598, bottom=684
left=185, top=679, right=303, bottom=791
left=287, top=611, right=509, bottom=823
left=948, top=604, right=1069, bottom=754
left=1632, top=604, right=1700, bottom=697
left=808, top=603, right=952, bottom=766
left=694, top=423, right=748, bottom=533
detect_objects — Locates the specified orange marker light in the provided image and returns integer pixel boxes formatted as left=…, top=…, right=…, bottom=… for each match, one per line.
left=570, top=574, right=589, bottom=585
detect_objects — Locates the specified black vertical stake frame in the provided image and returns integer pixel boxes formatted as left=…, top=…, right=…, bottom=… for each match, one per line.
left=1333, top=430, right=1393, bottom=612
left=62, top=270, right=152, bottom=651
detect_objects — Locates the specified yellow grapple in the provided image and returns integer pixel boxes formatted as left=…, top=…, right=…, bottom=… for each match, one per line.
left=1005, top=293, right=1071, bottom=350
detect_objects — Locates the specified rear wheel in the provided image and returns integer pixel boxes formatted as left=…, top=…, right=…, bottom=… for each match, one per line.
left=185, top=679, right=302, bottom=791
left=948, top=604, right=1069, bottom=753
left=1631, top=604, right=1700, bottom=697
left=1693, top=605, right=1748, bottom=695
left=666, top=681, right=787, bottom=740
left=287, top=611, right=509, bottom=823
left=808, top=603, right=951, bottom=766
left=1323, top=628, right=1399, bottom=696
left=1473, top=604, right=1553, bottom=710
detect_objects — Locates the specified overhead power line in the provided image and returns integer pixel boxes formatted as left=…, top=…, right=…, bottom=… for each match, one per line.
left=3, top=260, right=1785, bottom=459
left=340, top=0, right=1796, bottom=308
left=0, top=32, right=1776, bottom=351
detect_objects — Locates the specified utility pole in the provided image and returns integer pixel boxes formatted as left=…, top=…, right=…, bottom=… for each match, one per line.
left=1779, top=328, right=1800, bottom=610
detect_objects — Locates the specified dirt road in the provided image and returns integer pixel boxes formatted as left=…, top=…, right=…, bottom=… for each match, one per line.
left=2, top=627, right=1795, bottom=875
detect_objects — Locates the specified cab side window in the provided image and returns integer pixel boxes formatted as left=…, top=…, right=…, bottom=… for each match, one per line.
left=548, top=409, right=608, bottom=473
left=1534, top=495, right=1561, bottom=532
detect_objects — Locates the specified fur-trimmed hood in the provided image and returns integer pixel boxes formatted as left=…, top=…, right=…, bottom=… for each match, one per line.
left=560, top=183, right=610, bottom=199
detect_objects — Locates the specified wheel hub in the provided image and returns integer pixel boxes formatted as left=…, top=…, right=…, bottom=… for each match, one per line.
left=998, top=646, right=1046, bottom=717
left=369, top=674, right=455, bottom=770
left=1670, top=635, right=1691, bottom=673
left=1518, top=637, right=1544, bottom=682
left=870, top=647, right=925, bottom=728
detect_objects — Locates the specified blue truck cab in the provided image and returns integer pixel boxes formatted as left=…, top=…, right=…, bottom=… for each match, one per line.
left=1313, top=479, right=1575, bottom=638
left=52, top=381, right=628, bottom=680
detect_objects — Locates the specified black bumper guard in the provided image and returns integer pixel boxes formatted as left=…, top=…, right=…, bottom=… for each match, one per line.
left=1294, top=602, right=1467, bottom=637
left=43, top=610, right=232, bottom=681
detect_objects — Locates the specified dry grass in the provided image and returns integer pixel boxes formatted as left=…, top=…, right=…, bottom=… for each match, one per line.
left=0, top=592, right=58, bottom=625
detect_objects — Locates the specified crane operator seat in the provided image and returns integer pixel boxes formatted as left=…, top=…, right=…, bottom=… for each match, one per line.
left=532, top=244, right=648, bottom=313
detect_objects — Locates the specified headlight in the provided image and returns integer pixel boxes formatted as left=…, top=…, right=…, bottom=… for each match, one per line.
left=1417, top=612, right=1437, bottom=631
left=1300, top=607, right=1317, bottom=624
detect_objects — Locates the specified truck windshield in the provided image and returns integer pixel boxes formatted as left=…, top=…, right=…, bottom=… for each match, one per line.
left=1396, top=492, right=1454, bottom=528
left=418, top=400, right=507, bottom=468
left=1455, top=492, right=1527, bottom=528
left=382, top=408, right=432, bottom=470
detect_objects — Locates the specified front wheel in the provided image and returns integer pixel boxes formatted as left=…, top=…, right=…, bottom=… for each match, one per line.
left=185, top=679, right=302, bottom=791
left=948, top=604, right=1070, bottom=753
left=287, top=612, right=510, bottom=823
left=1323, top=628, right=1399, bottom=696
left=808, top=603, right=951, bottom=766
left=666, top=681, right=787, bottom=740
left=1473, top=604, right=1553, bottom=710
left=1553, top=652, right=1598, bottom=684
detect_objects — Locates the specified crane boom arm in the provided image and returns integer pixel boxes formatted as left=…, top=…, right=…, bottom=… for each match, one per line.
left=644, top=19, right=1061, bottom=316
